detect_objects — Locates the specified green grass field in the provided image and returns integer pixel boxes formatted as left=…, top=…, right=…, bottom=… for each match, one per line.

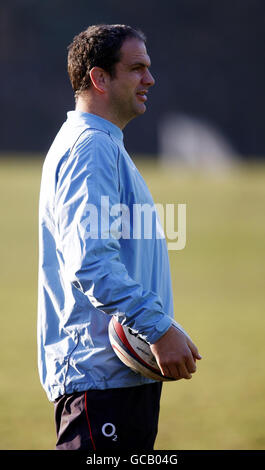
left=0, top=155, right=265, bottom=450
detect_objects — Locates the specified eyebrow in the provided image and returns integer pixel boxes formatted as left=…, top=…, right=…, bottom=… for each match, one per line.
left=129, top=61, right=151, bottom=68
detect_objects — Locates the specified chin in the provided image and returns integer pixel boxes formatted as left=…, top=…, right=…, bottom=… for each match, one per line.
left=125, top=104, right=146, bottom=123
left=135, top=104, right=146, bottom=115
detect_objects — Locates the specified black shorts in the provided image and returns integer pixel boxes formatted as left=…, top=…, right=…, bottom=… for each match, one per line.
left=54, top=382, right=162, bottom=451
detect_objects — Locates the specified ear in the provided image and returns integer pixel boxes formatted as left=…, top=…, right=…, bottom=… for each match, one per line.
left=89, top=67, right=109, bottom=93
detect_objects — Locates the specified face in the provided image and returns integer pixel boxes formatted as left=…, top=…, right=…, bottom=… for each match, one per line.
left=106, top=38, right=155, bottom=128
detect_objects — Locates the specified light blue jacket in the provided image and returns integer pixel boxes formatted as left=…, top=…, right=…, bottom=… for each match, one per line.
left=38, top=111, right=174, bottom=401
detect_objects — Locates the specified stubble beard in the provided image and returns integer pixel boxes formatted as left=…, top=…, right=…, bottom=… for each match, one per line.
left=109, top=90, right=146, bottom=128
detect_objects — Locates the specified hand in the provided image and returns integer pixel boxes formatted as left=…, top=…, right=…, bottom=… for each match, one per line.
left=150, top=325, right=202, bottom=380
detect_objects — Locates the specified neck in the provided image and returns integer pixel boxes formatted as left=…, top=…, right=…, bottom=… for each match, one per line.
left=75, top=93, right=128, bottom=130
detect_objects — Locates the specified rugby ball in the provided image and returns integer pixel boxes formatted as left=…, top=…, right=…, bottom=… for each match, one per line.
left=108, top=316, right=190, bottom=382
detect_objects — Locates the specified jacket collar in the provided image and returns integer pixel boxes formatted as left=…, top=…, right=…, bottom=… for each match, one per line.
left=67, top=111, right=124, bottom=142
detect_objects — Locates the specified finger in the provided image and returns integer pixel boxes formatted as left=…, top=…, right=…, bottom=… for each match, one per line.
left=156, top=361, right=171, bottom=378
left=161, top=364, right=180, bottom=381
left=187, top=339, right=202, bottom=360
left=177, top=362, right=192, bottom=380
left=185, top=354, right=197, bottom=374
left=168, top=364, right=182, bottom=380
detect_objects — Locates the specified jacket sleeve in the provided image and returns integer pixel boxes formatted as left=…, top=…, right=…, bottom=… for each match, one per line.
left=54, top=131, right=172, bottom=344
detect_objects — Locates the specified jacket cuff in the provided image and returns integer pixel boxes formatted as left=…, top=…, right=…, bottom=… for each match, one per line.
left=147, top=315, right=173, bottom=345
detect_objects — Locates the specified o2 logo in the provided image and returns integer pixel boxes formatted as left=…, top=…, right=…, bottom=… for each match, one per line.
left=101, top=422, right=118, bottom=441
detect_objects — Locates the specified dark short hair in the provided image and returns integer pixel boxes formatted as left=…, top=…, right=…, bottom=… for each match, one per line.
left=67, top=24, right=146, bottom=98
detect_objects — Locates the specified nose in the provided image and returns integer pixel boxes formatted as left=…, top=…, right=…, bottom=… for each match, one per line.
left=143, top=69, right=155, bottom=87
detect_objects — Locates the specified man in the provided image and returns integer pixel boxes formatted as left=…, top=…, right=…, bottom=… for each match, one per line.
left=38, top=24, right=201, bottom=451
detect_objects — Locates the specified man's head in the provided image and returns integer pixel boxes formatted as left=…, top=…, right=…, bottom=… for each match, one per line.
left=67, top=24, right=155, bottom=128
left=68, top=24, right=146, bottom=96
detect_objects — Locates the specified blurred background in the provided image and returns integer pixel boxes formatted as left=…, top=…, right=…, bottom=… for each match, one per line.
left=0, top=0, right=265, bottom=450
